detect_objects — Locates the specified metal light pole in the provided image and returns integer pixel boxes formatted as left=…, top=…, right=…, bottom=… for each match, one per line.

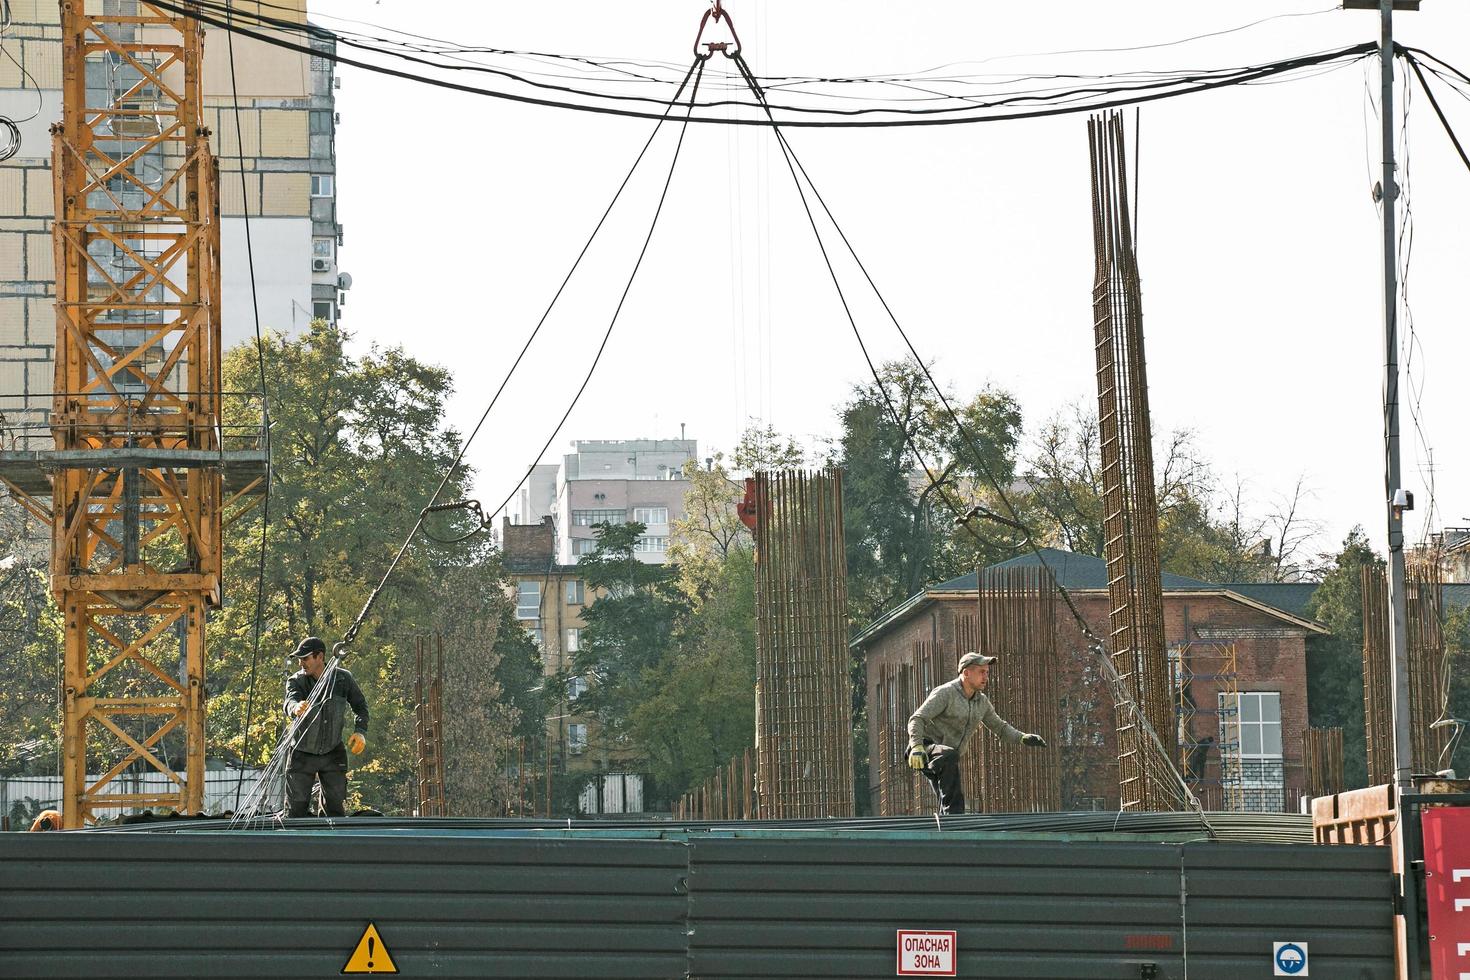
left=1345, top=0, right=1418, bottom=794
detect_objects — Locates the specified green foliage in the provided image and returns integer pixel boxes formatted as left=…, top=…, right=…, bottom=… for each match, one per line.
left=208, top=321, right=540, bottom=815
left=1304, top=528, right=1382, bottom=788
left=838, top=358, right=1023, bottom=627
left=0, top=506, right=62, bottom=776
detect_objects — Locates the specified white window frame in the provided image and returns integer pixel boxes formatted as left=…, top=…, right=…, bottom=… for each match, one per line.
left=568, top=723, right=588, bottom=754
left=573, top=538, right=599, bottom=556
left=515, top=581, right=541, bottom=620
left=566, top=675, right=588, bottom=700
left=312, top=237, right=334, bottom=258
left=632, top=506, right=669, bottom=525
left=565, top=579, right=585, bottom=604
left=1219, top=691, right=1284, bottom=812
left=566, top=627, right=581, bottom=653
left=633, top=536, right=667, bottom=553
left=310, top=174, right=334, bottom=197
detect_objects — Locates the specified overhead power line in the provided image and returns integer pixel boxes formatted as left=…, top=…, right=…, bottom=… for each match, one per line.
left=147, top=0, right=1377, bottom=129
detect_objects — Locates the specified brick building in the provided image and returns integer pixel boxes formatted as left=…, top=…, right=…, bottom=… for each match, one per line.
left=853, top=548, right=1328, bottom=814
left=500, top=516, right=646, bottom=814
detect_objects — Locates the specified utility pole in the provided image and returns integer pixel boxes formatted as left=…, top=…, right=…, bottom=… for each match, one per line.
left=1346, top=0, right=1418, bottom=795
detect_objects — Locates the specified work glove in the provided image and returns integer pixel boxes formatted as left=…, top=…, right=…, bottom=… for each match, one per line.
left=1021, top=733, right=1047, bottom=748
left=292, top=702, right=309, bottom=718
left=347, top=732, right=366, bottom=755
left=907, top=745, right=928, bottom=771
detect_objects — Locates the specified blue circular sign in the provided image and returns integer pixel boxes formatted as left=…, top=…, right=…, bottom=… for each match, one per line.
left=1275, top=943, right=1307, bottom=975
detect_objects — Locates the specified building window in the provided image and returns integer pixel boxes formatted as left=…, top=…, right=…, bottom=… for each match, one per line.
left=310, top=174, right=334, bottom=197
left=309, top=109, right=332, bottom=134
left=566, top=627, right=581, bottom=653
left=632, top=506, right=669, bottom=525
left=312, top=300, right=334, bottom=323
left=571, top=508, right=625, bottom=526
left=515, top=581, right=541, bottom=620
left=312, top=238, right=334, bottom=258
left=1219, top=691, right=1284, bottom=812
left=525, top=626, right=543, bottom=647
left=633, top=536, right=667, bottom=553
left=566, top=675, right=588, bottom=700
left=568, top=724, right=588, bottom=754
left=566, top=579, right=584, bottom=604
left=573, top=538, right=599, bottom=556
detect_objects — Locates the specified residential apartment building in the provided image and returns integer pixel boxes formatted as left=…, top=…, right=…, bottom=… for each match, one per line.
left=512, top=439, right=698, bottom=566
left=501, top=515, right=647, bottom=815
left=0, top=0, right=345, bottom=428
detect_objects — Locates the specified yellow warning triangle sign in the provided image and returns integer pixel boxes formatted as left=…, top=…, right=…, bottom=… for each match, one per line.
left=341, top=922, right=398, bottom=975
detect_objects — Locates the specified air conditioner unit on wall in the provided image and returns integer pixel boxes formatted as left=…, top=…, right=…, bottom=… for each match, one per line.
left=311, top=257, right=331, bottom=273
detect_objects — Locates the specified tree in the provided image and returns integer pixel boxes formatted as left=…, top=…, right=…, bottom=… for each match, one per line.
left=209, top=321, right=538, bottom=815
left=838, top=358, right=1024, bottom=627
left=1304, top=528, right=1381, bottom=788
left=570, top=522, right=684, bottom=756
left=1019, top=404, right=1319, bottom=584
left=0, top=496, right=61, bottom=778
left=668, top=453, right=751, bottom=607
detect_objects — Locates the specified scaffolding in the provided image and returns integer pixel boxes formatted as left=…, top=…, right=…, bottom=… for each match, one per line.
left=1171, top=641, right=1242, bottom=811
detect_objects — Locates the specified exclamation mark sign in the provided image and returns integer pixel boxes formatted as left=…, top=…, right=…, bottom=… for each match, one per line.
left=367, top=936, right=374, bottom=969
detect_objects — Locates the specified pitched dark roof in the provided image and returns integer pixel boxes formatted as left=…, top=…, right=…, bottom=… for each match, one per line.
left=930, top=548, right=1212, bottom=593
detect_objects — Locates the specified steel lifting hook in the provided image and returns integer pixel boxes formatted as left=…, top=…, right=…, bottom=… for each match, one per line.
left=692, top=0, right=742, bottom=60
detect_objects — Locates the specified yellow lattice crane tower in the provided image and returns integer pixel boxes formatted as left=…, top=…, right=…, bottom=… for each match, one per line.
left=2, top=1, right=263, bottom=827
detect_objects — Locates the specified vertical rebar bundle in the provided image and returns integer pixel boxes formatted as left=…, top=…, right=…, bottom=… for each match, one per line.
left=1088, top=111, right=1176, bottom=811
left=413, top=634, right=447, bottom=817
left=675, top=746, right=757, bottom=820
left=961, top=567, right=1061, bottom=813
left=1362, top=563, right=1448, bottom=784
left=753, top=469, right=855, bottom=818
left=1303, top=727, right=1345, bottom=800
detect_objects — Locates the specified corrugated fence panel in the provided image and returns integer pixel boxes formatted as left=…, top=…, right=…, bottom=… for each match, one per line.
left=1180, top=840, right=1395, bottom=979
left=0, top=831, right=1395, bottom=978
left=687, top=838, right=1395, bottom=979
left=0, top=834, right=689, bottom=979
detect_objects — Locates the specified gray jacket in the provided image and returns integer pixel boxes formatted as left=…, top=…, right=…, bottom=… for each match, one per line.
left=907, top=678, right=1023, bottom=753
left=284, top=666, right=369, bottom=756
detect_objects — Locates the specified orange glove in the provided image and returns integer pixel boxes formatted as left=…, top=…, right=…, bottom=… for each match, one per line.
left=292, top=701, right=309, bottom=718
left=347, top=732, right=366, bottom=755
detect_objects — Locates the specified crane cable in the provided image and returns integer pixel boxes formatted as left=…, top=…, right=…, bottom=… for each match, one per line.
left=729, top=51, right=1207, bottom=823
left=231, top=54, right=709, bottom=823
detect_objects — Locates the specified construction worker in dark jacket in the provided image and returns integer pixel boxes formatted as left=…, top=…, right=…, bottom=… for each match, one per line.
left=907, top=652, right=1047, bottom=815
left=283, top=636, right=369, bottom=818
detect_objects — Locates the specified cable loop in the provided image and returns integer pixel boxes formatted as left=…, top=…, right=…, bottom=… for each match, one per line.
left=419, top=498, right=488, bottom=544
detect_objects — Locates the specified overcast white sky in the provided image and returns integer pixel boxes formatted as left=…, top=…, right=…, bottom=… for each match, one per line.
left=313, top=0, right=1470, bottom=562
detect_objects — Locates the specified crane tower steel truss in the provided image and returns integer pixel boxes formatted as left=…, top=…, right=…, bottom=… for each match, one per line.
left=46, top=0, right=228, bottom=827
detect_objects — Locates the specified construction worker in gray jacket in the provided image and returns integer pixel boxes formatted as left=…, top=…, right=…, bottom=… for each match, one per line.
left=907, top=652, right=1047, bottom=815
left=283, top=636, right=369, bottom=818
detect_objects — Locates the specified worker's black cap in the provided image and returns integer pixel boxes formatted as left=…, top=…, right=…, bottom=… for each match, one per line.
left=292, top=636, right=327, bottom=658
left=957, top=652, right=997, bottom=671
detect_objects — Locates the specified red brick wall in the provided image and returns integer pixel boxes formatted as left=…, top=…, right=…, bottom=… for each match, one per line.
left=863, top=590, right=1312, bottom=813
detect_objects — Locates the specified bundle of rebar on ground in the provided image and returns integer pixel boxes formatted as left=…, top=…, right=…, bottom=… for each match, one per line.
left=91, top=810, right=1315, bottom=844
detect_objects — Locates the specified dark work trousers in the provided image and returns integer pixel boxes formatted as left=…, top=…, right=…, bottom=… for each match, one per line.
left=922, top=741, right=965, bottom=815
left=286, top=743, right=349, bottom=817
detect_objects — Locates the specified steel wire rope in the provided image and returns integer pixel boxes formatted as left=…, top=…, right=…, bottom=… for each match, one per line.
left=481, top=59, right=708, bottom=528
left=731, top=51, right=1207, bottom=825
left=145, top=1, right=1377, bottom=129
left=230, top=57, right=705, bottom=822
left=225, top=0, right=276, bottom=815
left=329, top=57, right=704, bottom=658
